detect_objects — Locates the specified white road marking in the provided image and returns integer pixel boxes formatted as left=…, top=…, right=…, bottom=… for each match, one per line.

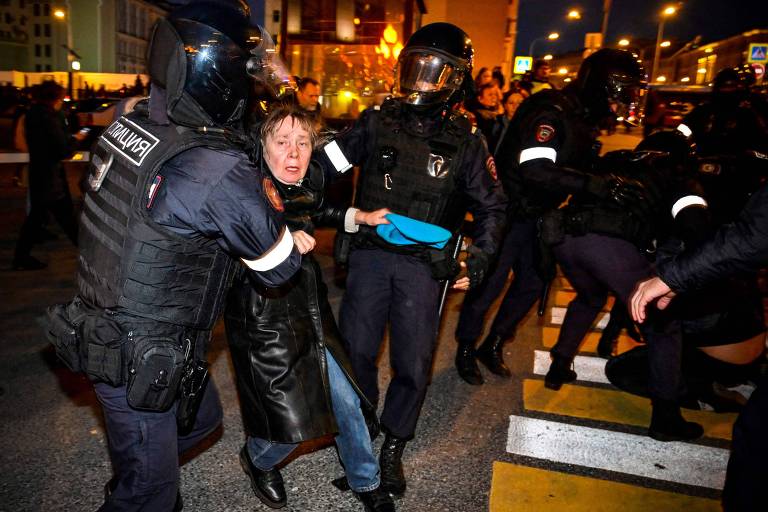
left=550, top=306, right=609, bottom=329
left=506, top=415, right=728, bottom=489
left=533, top=350, right=610, bottom=384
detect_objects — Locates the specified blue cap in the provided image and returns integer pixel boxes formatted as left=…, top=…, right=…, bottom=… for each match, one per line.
left=376, top=213, right=452, bottom=249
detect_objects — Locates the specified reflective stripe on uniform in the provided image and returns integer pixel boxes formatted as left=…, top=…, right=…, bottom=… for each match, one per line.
left=323, top=140, right=353, bottom=173
left=671, top=195, right=707, bottom=218
left=241, top=227, right=294, bottom=271
left=519, top=147, right=557, bottom=164
left=676, top=123, right=693, bottom=138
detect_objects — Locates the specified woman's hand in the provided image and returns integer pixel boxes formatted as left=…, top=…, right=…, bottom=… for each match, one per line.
left=355, top=208, right=391, bottom=226
left=291, top=230, right=316, bottom=254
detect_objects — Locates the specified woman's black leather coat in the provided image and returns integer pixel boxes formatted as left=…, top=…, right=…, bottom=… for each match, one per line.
left=225, top=163, right=373, bottom=443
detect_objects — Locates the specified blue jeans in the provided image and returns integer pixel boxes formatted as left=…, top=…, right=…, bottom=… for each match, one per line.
left=247, top=350, right=379, bottom=492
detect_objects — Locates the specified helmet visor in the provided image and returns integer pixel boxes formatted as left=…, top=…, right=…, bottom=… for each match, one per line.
left=607, top=76, right=646, bottom=126
left=245, top=29, right=295, bottom=99
left=394, top=50, right=464, bottom=104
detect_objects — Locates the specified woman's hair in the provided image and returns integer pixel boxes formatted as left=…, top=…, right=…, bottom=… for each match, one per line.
left=259, top=102, right=318, bottom=148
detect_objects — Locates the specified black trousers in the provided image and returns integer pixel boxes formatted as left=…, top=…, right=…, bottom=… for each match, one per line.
left=723, top=375, right=768, bottom=511
left=551, top=233, right=685, bottom=401
left=94, top=380, right=222, bottom=511
left=14, top=193, right=78, bottom=261
left=339, top=248, right=441, bottom=439
left=455, top=219, right=543, bottom=344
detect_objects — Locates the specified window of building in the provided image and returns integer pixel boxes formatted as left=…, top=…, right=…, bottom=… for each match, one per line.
left=45, top=64, right=51, bottom=71
left=33, top=3, right=38, bottom=16
left=34, top=43, right=40, bottom=56
left=34, top=23, right=40, bottom=37
left=44, top=43, right=50, bottom=57
left=35, top=64, right=41, bottom=71
left=43, top=3, right=49, bottom=16
left=44, top=23, right=49, bottom=37
left=4, top=12, right=12, bottom=24
left=20, top=0, right=25, bottom=8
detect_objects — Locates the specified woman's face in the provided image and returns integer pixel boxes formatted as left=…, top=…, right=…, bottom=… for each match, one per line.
left=479, top=69, right=492, bottom=85
left=263, top=116, right=313, bottom=185
left=504, top=93, right=525, bottom=118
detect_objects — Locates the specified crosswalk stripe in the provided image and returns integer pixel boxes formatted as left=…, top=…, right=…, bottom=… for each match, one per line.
left=532, top=350, right=610, bottom=384
left=522, top=379, right=736, bottom=440
left=542, top=326, right=641, bottom=354
left=506, top=414, right=729, bottom=489
left=489, top=461, right=721, bottom=511
left=550, top=306, right=609, bottom=329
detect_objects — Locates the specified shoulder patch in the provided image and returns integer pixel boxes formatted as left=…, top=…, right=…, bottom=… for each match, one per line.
left=535, top=124, right=556, bottom=143
left=485, top=155, right=498, bottom=181
left=262, top=177, right=284, bottom=212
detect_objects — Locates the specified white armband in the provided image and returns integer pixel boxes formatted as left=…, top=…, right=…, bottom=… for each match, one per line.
left=240, top=227, right=294, bottom=271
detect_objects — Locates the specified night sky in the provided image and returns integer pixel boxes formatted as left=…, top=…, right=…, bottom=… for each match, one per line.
left=516, top=0, right=768, bottom=57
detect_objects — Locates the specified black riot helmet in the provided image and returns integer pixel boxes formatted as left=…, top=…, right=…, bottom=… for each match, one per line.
left=575, top=48, right=647, bottom=123
left=148, top=0, right=293, bottom=127
left=712, top=65, right=756, bottom=106
left=393, top=22, right=474, bottom=107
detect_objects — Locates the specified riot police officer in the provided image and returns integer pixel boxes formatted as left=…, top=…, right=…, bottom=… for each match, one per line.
left=454, top=49, right=647, bottom=385
left=44, top=1, right=302, bottom=509
left=541, top=126, right=710, bottom=441
left=676, top=64, right=768, bottom=224
left=316, top=23, right=506, bottom=495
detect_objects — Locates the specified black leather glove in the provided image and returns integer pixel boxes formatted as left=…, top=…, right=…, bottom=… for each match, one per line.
left=585, top=174, right=651, bottom=217
left=465, top=245, right=490, bottom=289
left=429, top=250, right=461, bottom=281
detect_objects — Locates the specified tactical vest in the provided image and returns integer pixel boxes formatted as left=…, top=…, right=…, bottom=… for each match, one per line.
left=355, top=100, right=470, bottom=236
left=77, top=112, right=237, bottom=330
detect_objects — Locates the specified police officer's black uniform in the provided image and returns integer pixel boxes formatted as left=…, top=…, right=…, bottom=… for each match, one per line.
left=44, top=2, right=301, bottom=509
left=316, top=23, right=506, bottom=495
left=454, top=49, right=643, bottom=385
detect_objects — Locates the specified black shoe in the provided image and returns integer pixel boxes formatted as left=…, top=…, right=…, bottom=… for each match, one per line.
left=648, top=399, right=704, bottom=442
left=104, top=477, right=183, bottom=510
left=379, top=433, right=407, bottom=496
left=455, top=341, right=483, bottom=385
left=12, top=255, right=47, bottom=271
left=239, top=446, right=287, bottom=508
left=475, top=334, right=512, bottom=378
left=596, top=333, right=616, bottom=359
left=356, top=486, right=396, bottom=512
left=544, top=357, right=577, bottom=390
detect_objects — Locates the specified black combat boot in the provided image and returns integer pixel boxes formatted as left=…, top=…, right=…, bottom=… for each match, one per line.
left=544, top=356, right=577, bottom=390
left=455, top=339, right=483, bottom=385
left=239, top=446, right=287, bottom=508
left=648, top=399, right=704, bottom=442
left=475, top=334, right=511, bottom=378
left=379, top=433, right=407, bottom=496
left=355, top=486, right=396, bottom=511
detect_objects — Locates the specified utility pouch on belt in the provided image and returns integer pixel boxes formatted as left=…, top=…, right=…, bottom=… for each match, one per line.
left=126, top=337, right=185, bottom=411
left=539, top=210, right=565, bottom=246
left=176, top=357, right=210, bottom=435
left=334, top=231, right=352, bottom=267
left=44, top=299, right=87, bottom=373
left=81, top=311, right=128, bottom=386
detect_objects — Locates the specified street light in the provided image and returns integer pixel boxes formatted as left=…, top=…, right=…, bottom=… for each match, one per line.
left=543, top=54, right=553, bottom=61
left=651, top=4, right=678, bottom=83
left=618, top=38, right=630, bottom=47
left=567, top=9, right=581, bottom=20
left=660, top=40, right=671, bottom=47
left=53, top=8, right=65, bottom=19
left=529, top=32, right=559, bottom=57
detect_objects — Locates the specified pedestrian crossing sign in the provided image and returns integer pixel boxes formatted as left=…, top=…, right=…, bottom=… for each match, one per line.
left=748, top=43, right=768, bottom=63
left=514, top=56, right=533, bottom=74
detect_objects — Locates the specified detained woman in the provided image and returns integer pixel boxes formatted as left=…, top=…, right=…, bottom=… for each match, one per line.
left=224, top=104, right=395, bottom=512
